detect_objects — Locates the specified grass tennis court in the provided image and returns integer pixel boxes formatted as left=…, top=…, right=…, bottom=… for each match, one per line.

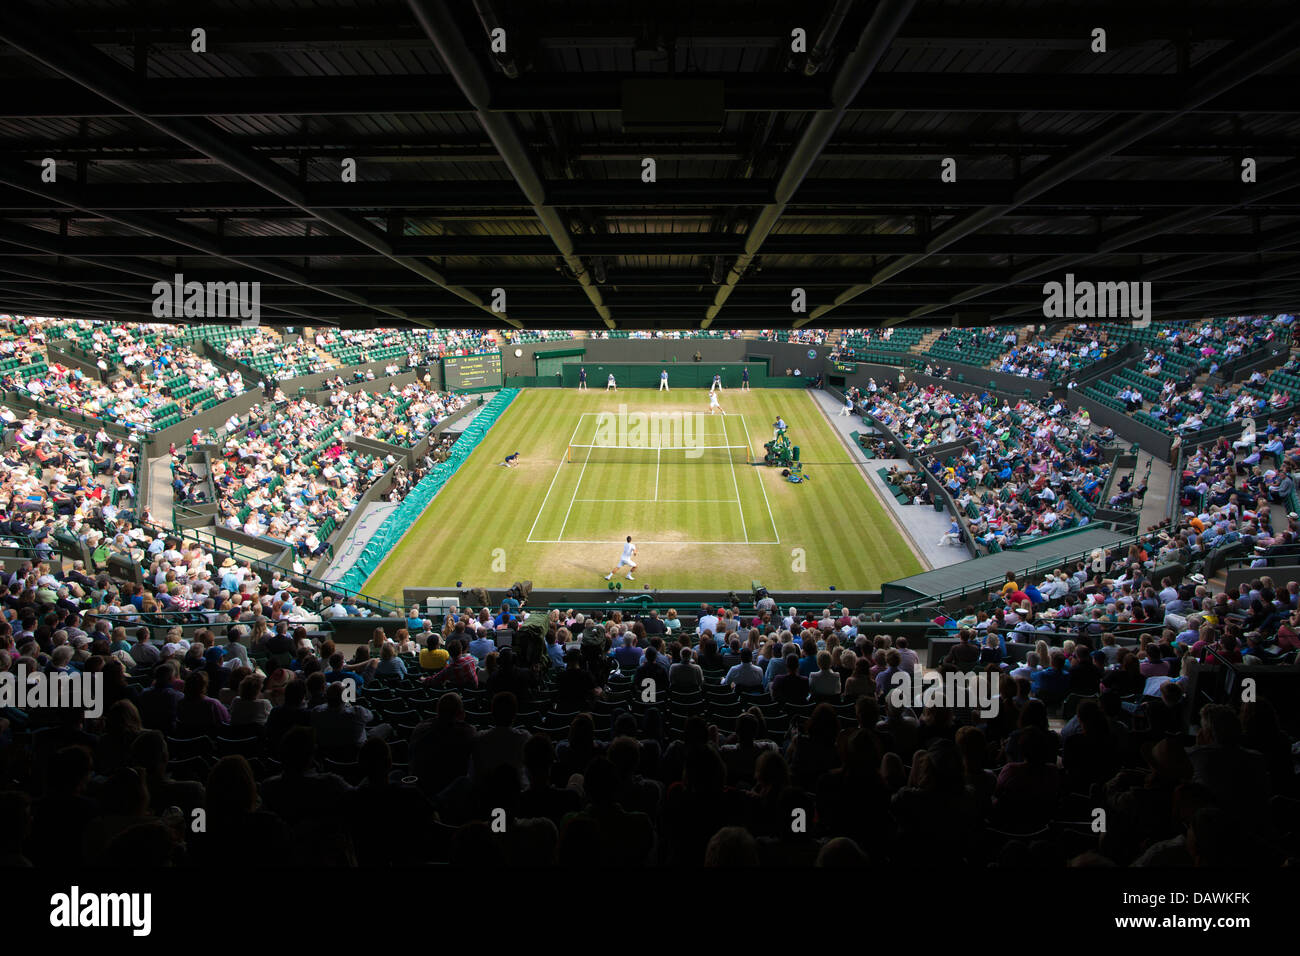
left=363, top=388, right=924, bottom=599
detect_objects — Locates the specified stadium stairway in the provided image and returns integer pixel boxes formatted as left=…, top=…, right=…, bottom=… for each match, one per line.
left=1135, top=449, right=1172, bottom=531
left=146, top=452, right=174, bottom=518
left=913, top=327, right=946, bottom=355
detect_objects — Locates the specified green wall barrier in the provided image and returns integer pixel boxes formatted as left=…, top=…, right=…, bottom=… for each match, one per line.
left=334, top=388, right=520, bottom=593
left=559, top=362, right=769, bottom=388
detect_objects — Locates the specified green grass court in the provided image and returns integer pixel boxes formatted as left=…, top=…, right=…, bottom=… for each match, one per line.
left=363, top=388, right=924, bottom=599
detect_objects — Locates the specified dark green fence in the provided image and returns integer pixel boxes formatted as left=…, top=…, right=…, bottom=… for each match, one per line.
left=557, top=361, right=793, bottom=388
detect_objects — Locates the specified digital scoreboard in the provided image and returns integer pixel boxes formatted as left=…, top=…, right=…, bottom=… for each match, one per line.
left=832, top=361, right=857, bottom=373
left=441, top=351, right=503, bottom=390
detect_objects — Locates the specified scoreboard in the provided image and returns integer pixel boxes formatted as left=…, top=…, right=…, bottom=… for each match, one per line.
left=441, top=351, right=503, bottom=390
left=832, top=361, right=857, bottom=373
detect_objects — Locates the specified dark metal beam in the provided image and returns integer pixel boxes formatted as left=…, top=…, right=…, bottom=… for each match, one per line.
left=0, top=1, right=512, bottom=328
left=803, top=21, right=1300, bottom=326
left=4, top=230, right=1299, bottom=259
left=895, top=162, right=1300, bottom=325
left=11, top=262, right=1297, bottom=291
left=4, top=73, right=1300, bottom=120
left=704, top=0, right=918, bottom=328
left=5, top=134, right=1298, bottom=164
left=408, top=0, right=612, bottom=328
left=0, top=179, right=1295, bottom=211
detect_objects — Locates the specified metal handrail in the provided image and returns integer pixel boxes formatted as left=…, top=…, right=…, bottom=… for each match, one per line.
left=143, top=519, right=403, bottom=615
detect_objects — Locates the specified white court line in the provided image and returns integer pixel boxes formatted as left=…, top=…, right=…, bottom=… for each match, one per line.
left=570, top=410, right=733, bottom=447
left=574, top=502, right=748, bottom=509
left=529, top=538, right=781, bottom=545
left=527, top=408, right=781, bottom=545
left=740, top=415, right=780, bottom=544
left=556, top=442, right=593, bottom=542
left=655, top=446, right=660, bottom=501
left=526, top=415, right=585, bottom=543
left=725, top=415, right=748, bottom=543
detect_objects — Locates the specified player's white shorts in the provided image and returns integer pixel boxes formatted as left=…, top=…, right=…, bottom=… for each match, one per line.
left=617, top=556, right=637, bottom=569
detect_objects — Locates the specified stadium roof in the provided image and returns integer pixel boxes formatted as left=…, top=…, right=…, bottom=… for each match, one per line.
left=0, top=0, right=1298, bottom=330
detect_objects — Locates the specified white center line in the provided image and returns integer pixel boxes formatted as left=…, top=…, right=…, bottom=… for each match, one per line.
left=556, top=442, right=594, bottom=541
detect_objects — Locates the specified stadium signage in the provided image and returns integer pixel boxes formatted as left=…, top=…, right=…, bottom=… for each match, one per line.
left=1041, top=273, right=1152, bottom=324
left=833, top=361, right=856, bottom=373
left=151, top=273, right=261, bottom=326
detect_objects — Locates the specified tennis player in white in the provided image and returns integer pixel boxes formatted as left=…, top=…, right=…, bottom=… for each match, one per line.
left=709, top=390, right=724, bottom=415
left=606, top=373, right=617, bottom=392
left=604, top=535, right=637, bottom=581
left=659, top=369, right=669, bottom=391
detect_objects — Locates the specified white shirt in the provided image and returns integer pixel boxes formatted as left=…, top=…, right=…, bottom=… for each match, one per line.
left=621, top=540, right=636, bottom=561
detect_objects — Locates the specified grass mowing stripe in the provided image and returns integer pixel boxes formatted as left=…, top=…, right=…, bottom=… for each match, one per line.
left=362, top=388, right=924, bottom=600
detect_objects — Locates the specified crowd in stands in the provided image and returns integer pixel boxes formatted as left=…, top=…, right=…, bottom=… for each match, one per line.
left=1086, top=316, right=1296, bottom=436
left=0, top=406, right=142, bottom=562
left=829, top=327, right=904, bottom=360
left=213, top=399, right=383, bottom=556
left=322, top=379, right=472, bottom=448
left=850, top=379, right=1114, bottom=551
left=934, top=397, right=1113, bottom=551
left=2, top=519, right=1296, bottom=867
left=310, top=327, right=501, bottom=367
left=995, top=330, right=1113, bottom=380
left=222, top=329, right=335, bottom=381
left=761, top=329, right=828, bottom=345
left=589, top=329, right=743, bottom=340
left=0, top=319, right=245, bottom=431
left=5, top=313, right=1300, bottom=868
left=209, top=379, right=471, bottom=556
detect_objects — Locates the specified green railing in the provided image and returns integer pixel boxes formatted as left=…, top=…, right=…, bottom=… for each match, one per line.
left=146, top=518, right=403, bottom=616
left=335, top=388, right=521, bottom=594
left=543, top=532, right=1149, bottom=624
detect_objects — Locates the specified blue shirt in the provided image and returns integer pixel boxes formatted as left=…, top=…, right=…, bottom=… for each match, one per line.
left=325, top=668, right=366, bottom=689
left=613, top=645, right=643, bottom=670
left=375, top=657, right=408, bottom=678
left=1031, top=667, right=1070, bottom=698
